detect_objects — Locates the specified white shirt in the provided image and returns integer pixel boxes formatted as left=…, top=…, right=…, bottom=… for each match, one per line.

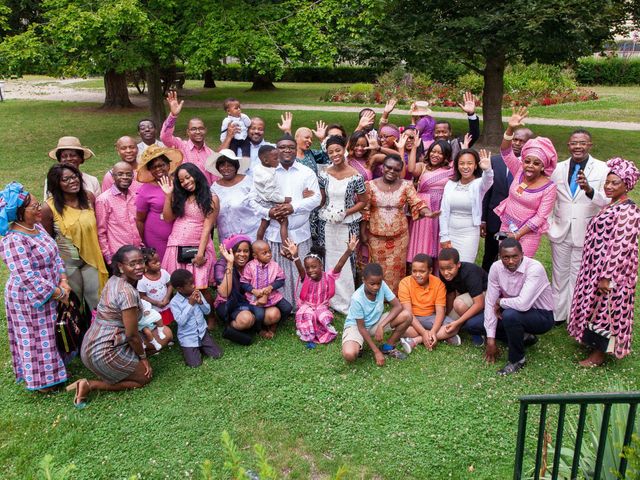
left=240, top=140, right=274, bottom=176
left=210, top=176, right=261, bottom=241
left=249, top=161, right=321, bottom=244
left=220, top=114, right=251, bottom=142
left=252, top=164, right=286, bottom=203
left=137, top=140, right=165, bottom=158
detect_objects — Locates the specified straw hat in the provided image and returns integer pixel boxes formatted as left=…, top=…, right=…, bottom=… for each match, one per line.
left=137, top=145, right=183, bottom=183
left=409, top=101, right=433, bottom=117
left=48, top=136, right=95, bottom=160
left=205, top=149, right=250, bottom=177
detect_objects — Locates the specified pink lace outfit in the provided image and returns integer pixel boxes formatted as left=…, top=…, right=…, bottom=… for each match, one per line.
left=295, top=269, right=340, bottom=344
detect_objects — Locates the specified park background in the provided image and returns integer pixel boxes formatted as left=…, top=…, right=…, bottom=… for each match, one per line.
left=1, top=1, right=640, bottom=478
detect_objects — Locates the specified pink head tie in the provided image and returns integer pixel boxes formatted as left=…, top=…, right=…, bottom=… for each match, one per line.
left=520, top=136, right=557, bottom=176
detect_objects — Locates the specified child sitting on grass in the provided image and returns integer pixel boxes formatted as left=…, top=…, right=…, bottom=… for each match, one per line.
left=254, top=145, right=291, bottom=243
left=138, top=299, right=166, bottom=352
left=341, top=263, right=413, bottom=366
left=137, top=247, right=174, bottom=325
left=283, top=235, right=359, bottom=348
left=169, top=269, right=223, bottom=367
left=240, top=240, right=292, bottom=339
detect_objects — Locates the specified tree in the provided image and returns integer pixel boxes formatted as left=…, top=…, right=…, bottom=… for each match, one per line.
left=365, top=0, right=632, bottom=145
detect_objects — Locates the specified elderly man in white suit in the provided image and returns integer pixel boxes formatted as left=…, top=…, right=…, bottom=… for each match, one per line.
left=548, top=129, right=609, bottom=325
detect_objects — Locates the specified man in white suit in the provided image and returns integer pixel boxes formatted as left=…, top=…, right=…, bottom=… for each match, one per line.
left=548, top=130, right=609, bottom=325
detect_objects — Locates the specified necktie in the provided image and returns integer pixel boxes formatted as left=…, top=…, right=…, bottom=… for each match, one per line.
left=569, top=164, right=580, bottom=196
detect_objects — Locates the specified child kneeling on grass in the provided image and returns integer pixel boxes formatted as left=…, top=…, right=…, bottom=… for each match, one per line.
left=341, top=263, right=413, bottom=366
left=169, top=269, right=223, bottom=367
left=283, top=235, right=359, bottom=348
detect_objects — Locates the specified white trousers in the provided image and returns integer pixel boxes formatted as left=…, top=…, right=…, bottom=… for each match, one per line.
left=550, top=238, right=583, bottom=322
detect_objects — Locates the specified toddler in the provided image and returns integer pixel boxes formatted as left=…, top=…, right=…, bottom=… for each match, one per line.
left=283, top=235, right=359, bottom=348
left=239, top=240, right=292, bottom=338
left=138, top=299, right=166, bottom=351
left=169, top=269, right=223, bottom=367
left=137, top=248, right=174, bottom=325
left=254, top=145, right=290, bottom=243
left=220, top=97, right=251, bottom=150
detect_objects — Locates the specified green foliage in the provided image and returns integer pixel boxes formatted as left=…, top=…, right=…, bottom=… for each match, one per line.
left=0, top=25, right=48, bottom=76
left=37, top=455, right=75, bottom=480
left=617, top=433, right=640, bottom=479
left=576, top=57, right=640, bottom=86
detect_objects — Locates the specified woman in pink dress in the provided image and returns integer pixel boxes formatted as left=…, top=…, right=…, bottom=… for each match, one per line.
left=406, top=139, right=453, bottom=266
left=568, top=157, right=640, bottom=366
left=496, top=107, right=557, bottom=257
left=160, top=162, right=218, bottom=327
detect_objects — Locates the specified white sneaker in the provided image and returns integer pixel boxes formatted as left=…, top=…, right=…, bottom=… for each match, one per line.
left=150, top=339, right=162, bottom=351
left=446, top=335, right=461, bottom=346
left=400, top=337, right=413, bottom=354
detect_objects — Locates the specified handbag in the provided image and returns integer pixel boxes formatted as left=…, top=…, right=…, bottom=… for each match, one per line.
left=55, top=290, right=90, bottom=354
left=581, top=294, right=616, bottom=354
left=177, top=246, right=199, bottom=264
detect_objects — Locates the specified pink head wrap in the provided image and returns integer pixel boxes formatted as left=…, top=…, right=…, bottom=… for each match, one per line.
left=607, top=157, right=640, bottom=191
left=520, top=137, right=557, bottom=176
left=222, top=234, right=252, bottom=251
left=380, top=125, right=400, bottom=140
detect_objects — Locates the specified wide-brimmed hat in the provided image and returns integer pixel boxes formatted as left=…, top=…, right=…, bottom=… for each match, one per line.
left=137, top=145, right=183, bottom=183
left=48, top=136, right=95, bottom=161
left=409, top=101, right=433, bottom=117
left=205, top=149, right=250, bottom=177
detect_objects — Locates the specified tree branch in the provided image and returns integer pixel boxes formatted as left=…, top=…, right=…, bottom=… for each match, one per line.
left=460, top=60, right=483, bottom=75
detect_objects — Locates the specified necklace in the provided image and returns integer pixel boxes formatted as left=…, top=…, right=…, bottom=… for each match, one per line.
left=608, top=195, right=628, bottom=209
left=14, top=222, right=38, bottom=233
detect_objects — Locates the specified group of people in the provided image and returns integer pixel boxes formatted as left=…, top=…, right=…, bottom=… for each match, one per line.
left=2, top=90, right=639, bottom=407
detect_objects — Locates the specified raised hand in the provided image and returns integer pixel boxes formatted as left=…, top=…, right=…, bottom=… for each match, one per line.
left=461, top=132, right=472, bottom=150
left=357, top=110, right=376, bottom=131
left=219, top=244, right=235, bottom=264
left=347, top=234, right=359, bottom=252
left=383, top=98, right=397, bottom=115
left=508, top=106, right=529, bottom=130
left=277, top=112, right=293, bottom=133
left=394, top=132, right=408, bottom=151
left=166, top=90, right=184, bottom=117
left=158, top=175, right=173, bottom=195
left=283, top=238, right=298, bottom=258
left=364, top=134, right=380, bottom=151
left=313, top=120, right=327, bottom=141
left=458, top=91, right=477, bottom=115
left=479, top=149, right=491, bottom=171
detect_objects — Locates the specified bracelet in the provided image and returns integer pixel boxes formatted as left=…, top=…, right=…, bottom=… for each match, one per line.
left=139, top=352, right=147, bottom=360
left=503, top=132, right=514, bottom=141
left=292, top=256, right=300, bottom=262
left=55, top=288, right=66, bottom=300
left=225, top=268, right=232, bottom=274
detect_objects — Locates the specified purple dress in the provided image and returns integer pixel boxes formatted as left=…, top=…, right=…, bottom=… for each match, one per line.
left=2, top=225, right=68, bottom=390
left=136, top=183, right=174, bottom=262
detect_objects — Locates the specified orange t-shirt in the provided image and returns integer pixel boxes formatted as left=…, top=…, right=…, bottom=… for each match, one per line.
left=397, top=275, right=447, bottom=317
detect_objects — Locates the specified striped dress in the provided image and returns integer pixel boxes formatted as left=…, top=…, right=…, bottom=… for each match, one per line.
left=80, top=276, right=143, bottom=384
left=295, top=269, right=340, bottom=344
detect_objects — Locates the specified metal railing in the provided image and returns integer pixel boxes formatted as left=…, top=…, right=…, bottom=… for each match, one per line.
left=513, top=391, right=640, bottom=480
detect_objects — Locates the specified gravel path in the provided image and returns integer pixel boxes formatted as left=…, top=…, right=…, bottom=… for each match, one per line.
left=3, top=78, right=640, bottom=131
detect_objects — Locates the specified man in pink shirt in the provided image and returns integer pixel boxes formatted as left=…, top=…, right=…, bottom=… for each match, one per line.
left=484, top=238, right=554, bottom=375
left=95, top=162, right=143, bottom=264
left=160, top=91, right=217, bottom=185
left=102, top=136, right=143, bottom=194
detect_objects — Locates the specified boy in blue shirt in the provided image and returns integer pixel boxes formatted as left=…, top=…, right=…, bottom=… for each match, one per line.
left=169, top=269, right=223, bottom=367
left=341, top=263, right=412, bottom=366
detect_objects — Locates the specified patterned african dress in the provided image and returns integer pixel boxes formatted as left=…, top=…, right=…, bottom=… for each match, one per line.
left=317, top=170, right=366, bottom=313
left=348, top=156, right=373, bottom=266
left=366, top=180, right=426, bottom=294
left=407, top=166, right=453, bottom=261
left=81, top=276, right=143, bottom=383
left=494, top=147, right=558, bottom=257
left=295, top=270, right=340, bottom=344
left=2, top=225, right=68, bottom=390
left=568, top=199, right=640, bottom=359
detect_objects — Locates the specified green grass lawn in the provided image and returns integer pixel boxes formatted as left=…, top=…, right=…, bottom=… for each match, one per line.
left=0, top=100, right=639, bottom=479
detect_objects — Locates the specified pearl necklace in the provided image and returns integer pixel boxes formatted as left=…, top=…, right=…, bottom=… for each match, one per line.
left=14, top=222, right=38, bottom=233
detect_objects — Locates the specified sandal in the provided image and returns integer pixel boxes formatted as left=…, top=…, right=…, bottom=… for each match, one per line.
left=66, top=379, right=90, bottom=409
left=578, top=358, right=605, bottom=368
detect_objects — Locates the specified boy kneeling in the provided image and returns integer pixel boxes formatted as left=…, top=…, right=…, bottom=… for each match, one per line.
left=341, top=263, right=412, bottom=366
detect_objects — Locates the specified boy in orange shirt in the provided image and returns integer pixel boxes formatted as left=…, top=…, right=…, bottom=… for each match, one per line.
left=398, top=254, right=460, bottom=351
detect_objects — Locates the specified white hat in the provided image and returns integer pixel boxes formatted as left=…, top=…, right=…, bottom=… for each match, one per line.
left=205, top=149, right=250, bottom=177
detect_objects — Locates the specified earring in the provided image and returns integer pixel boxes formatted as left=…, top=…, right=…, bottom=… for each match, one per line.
left=119, top=269, right=124, bottom=274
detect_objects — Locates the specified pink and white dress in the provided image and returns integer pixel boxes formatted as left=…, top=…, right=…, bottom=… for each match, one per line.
left=295, top=269, right=340, bottom=344
left=161, top=200, right=216, bottom=289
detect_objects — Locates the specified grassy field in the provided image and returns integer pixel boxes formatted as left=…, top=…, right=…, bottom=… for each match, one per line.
left=0, top=99, right=639, bottom=479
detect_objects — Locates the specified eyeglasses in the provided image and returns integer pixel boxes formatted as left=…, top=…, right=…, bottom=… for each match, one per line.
left=568, top=141, right=592, bottom=147
left=188, top=127, right=206, bottom=132
left=25, top=200, right=42, bottom=210
left=61, top=174, right=79, bottom=183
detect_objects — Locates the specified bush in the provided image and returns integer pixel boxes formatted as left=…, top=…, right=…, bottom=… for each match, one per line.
left=576, top=57, right=640, bottom=86
left=204, top=64, right=381, bottom=83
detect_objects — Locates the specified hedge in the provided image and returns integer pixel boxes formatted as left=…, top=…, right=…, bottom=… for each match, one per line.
left=194, top=64, right=382, bottom=83
left=575, top=57, right=640, bottom=86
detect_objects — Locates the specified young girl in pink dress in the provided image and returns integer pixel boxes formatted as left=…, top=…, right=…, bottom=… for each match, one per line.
left=159, top=162, right=218, bottom=327
left=407, top=139, right=453, bottom=266
left=283, top=235, right=359, bottom=348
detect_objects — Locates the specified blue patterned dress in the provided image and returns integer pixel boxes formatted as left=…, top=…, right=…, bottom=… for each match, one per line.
left=2, top=225, right=68, bottom=390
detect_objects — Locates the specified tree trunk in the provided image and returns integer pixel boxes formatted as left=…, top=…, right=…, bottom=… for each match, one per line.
left=102, top=69, right=133, bottom=108
left=146, top=64, right=166, bottom=129
left=479, top=53, right=506, bottom=148
left=203, top=69, right=216, bottom=88
left=249, top=73, right=276, bottom=91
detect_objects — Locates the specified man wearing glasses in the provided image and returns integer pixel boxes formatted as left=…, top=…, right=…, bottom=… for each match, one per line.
left=160, top=91, right=217, bottom=185
left=548, top=129, right=609, bottom=325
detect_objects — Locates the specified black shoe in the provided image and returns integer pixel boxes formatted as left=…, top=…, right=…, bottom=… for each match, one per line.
left=523, top=333, right=538, bottom=347
left=497, top=360, right=525, bottom=376
left=554, top=319, right=566, bottom=327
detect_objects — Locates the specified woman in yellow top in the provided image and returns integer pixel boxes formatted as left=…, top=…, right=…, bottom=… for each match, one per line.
left=42, top=163, right=108, bottom=311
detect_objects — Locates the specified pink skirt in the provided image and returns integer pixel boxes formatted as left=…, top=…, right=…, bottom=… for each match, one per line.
left=162, top=241, right=217, bottom=289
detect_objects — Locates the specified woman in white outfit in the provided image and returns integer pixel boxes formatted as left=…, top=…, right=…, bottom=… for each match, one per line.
left=317, top=136, right=367, bottom=313
left=439, top=149, right=493, bottom=263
